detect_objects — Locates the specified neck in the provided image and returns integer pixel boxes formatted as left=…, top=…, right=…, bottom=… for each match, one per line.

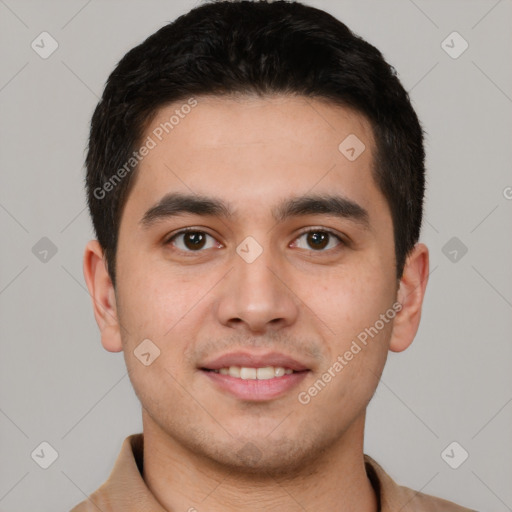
left=141, top=411, right=378, bottom=512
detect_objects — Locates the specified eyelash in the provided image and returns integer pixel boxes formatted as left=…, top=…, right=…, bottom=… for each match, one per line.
left=164, top=227, right=346, bottom=255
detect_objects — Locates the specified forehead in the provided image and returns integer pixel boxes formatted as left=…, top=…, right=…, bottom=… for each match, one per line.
left=122, top=94, right=387, bottom=226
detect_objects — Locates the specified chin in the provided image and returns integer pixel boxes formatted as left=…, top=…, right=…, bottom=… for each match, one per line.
left=204, top=440, right=318, bottom=477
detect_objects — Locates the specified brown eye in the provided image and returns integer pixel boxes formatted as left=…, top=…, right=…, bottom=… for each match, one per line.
left=166, top=230, right=217, bottom=252
left=306, top=231, right=329, bottom=250
left=292, top=229, right=343, bottom=252
left=184, top=232, right=206, bottom=250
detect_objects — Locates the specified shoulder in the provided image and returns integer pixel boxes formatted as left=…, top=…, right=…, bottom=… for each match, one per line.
left=68, top=434, right=146, bottom=512
left=393, top=483, right=478, bottom=512
left=364, top=454, right=478, bottom=512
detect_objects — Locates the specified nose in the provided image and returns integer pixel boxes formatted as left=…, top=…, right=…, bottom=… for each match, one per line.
left=214, top=244, right=299, bottom=334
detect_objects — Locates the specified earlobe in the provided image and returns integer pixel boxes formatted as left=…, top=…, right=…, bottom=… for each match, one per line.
left=100, top=324, right=123, bottom=353
left=83, top=240, right=123, bottom=353
left=389, top=243, right=429, bottom=353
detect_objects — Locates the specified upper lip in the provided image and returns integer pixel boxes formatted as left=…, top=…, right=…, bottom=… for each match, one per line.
left=200, top=351, right=310, bottom=371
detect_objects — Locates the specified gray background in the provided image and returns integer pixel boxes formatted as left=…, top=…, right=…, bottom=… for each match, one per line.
left=0, top=0, right=511, bottom=510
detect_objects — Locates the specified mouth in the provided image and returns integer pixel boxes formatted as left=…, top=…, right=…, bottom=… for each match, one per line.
left=199, top=351, right=311, bottom=401
left=203, top=365, right=302, bottom=378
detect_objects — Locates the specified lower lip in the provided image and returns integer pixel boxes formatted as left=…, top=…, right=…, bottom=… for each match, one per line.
left=201, top=370, right=310, bottom=401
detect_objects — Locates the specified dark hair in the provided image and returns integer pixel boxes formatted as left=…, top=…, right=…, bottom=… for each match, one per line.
left=85, top=0, right=425, bottom=287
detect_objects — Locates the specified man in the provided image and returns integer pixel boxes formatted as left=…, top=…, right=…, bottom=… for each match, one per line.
left=73, top=1, right=476, bottom=510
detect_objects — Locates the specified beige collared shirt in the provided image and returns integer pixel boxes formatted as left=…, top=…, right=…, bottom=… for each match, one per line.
left=70, top=434, right=477, bottom=511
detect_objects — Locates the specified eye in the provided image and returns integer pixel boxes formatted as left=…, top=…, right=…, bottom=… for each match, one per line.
left=165, top=229, right=220, bottom=252
left=164, top=227, right=345, bottom=254
left=291, top=229, right=344, bottom=252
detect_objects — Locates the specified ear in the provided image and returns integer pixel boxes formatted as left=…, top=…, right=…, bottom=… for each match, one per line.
left=83, top=240, right=123, bottom=353
left=389, top=242, right=429, bottom=353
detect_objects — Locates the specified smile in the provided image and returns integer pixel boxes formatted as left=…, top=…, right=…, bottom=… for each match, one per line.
left=200, top=367, right=310, bottom=401
left=206, top=366, right=295, bottom=379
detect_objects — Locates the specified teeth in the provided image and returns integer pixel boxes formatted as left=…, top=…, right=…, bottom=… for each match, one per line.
left=213, top=366, right=294, bottom=379
left=257, top=367, right=275, bottom=380
left=240, top=367, right=257, bottom=380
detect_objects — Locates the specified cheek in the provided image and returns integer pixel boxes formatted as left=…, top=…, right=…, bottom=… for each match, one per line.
left=115, top=255, right=209, bottom=386
left=303, top=294, right=393, bottom=422
left=313, top=264, right=395, bottom=340
left=116, top=251, right=202, bottom=337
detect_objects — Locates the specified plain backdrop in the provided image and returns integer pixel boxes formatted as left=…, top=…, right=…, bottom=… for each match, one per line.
left=0, top=1, right=511, bottom=510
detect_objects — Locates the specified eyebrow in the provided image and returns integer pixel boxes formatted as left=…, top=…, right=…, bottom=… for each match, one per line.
left=139, top=192, right=370, bottom=230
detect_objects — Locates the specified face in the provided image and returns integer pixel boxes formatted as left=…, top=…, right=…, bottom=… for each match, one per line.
left=85, top=94, right=428, bottom=475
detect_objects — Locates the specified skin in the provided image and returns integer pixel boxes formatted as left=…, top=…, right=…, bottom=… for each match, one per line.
left=84, top=95, right=429, bottom=511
